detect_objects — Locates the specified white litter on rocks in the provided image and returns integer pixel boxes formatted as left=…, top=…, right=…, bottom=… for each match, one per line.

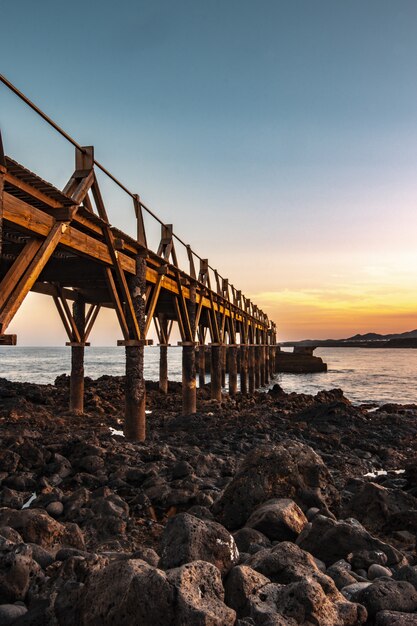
left=363, top=469, right=405, bottom=478
left=109, top=427, right=125, bottom=437
left=22, top=492, right=37, bottom=509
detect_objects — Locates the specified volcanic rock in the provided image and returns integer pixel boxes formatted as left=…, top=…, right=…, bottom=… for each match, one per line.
left=159, top=512, right=239, bottom=575
left=212, top=440, right=339, bottom=530
left=297, top=514, right=405, bottom=567
left=245, top=498, right=307, bottom=541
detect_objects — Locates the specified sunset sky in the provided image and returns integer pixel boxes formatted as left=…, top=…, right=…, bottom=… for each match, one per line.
left=1, top=0, right=417, bottom=344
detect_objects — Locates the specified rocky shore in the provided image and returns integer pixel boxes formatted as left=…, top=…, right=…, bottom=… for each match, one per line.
left=1, top=375, right=417, bottom=625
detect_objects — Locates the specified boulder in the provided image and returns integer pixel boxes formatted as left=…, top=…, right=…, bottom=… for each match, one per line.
left=356, top=579, right=417, bottom=617
left=167, top=560, right=236, bottom=625
left=159, top=512, right=239, bottom=575
left=395, top=565, right=417, bottom=590
left=297, top=514, right=405, bottom=567
left=344, top=482, right=417, bottom=533
left=248, top=578, right=367, bottom=626
left=212, top=440, right=339, bottom=530
left=56, top=558, right=174, bottom=626
left=0, top=508, right=85, bottom=551
left=245, top=541, right=321, bottom=585
left=245, top=498, right=307, bottom=541
left=224, top=565, right=270, bottom=617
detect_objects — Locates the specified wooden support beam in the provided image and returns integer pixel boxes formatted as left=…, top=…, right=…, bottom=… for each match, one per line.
left=104, top=267, right=130, bottom=340
left=133, top=195, right=147, bottom=249
left=248, top=345, right=255, bottom=393
left=210, top=343, right=223, bottom=401
left=240, top=343, right=248, bottom=394
left=0, top=239, right=42, bottom=311
left=0, top=222, right=67, bottom=334
left=70, top=293, right=86, bottom=414
left=0, top=334, right=17, bottom=346
left=228, top=344, right=238, bottom=397
left=182, top=281, right=197, bottom=414
left=144, top=274, right=164, bottom=337
left=158, top=315, right=169, bottom=394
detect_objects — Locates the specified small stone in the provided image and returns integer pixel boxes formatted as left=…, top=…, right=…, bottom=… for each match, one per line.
left=46, top=501, right=64, bottom=517
left=368, top=564, right=392, bottom=580
left=0, top=604, right=28, bottom=625
left=341, top=581, right=372, bottom=600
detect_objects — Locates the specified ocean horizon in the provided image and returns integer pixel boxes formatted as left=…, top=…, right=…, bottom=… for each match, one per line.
left=1, top=346, right=416, bottom=407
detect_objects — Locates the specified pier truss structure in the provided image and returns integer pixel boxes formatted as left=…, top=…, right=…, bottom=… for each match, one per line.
left=0, top=76, right=277, bottom=440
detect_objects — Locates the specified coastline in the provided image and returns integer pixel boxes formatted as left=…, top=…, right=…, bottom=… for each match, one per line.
left=1, top=375, right=417, bottom=624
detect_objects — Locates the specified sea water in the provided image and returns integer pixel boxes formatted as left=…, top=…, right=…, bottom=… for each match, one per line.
left=0, top=346, right=416, bottom=406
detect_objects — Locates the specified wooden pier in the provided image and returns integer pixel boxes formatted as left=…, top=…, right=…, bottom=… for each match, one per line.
left=0, top=77, right=278, bottom=440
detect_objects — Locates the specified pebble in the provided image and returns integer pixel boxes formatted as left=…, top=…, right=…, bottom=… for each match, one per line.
left=368, top=564, right=392, bottom=580
left=0, top=604, right=28, bottom=625
left=46, top=501, right=64, bottom=517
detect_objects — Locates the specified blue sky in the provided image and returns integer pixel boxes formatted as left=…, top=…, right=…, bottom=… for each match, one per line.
left=2, top=0, right=417, bottom=342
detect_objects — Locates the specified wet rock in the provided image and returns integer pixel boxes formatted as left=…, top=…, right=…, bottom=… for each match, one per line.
left=0, top=508, right=85, bottom=551
left=0, top=603, right=28, bottom=625
left=212, top=440, right=339, bottom=530
left=297, top=514, right=405, bottom=567
left=224, top=565, right=270, bottom=617
left=187, top=505, right=215, bottom=521
left=245, top=498, right=307, bottom=541
left=375, top=611, right=417, bottom=625
left=159, top=512, right=239, bottom=575
left=167, top=560, right=236, bottom=625
left=356, top=579, right=417, bottom=617
left=57, top=559, right=174, bottom=626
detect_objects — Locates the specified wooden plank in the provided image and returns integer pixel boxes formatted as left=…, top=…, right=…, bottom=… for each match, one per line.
left=0, top=239, right=42, bottom=310
left=5, top=172, right=63, bottom=208
left=58, top=288, right=81, bottom=343
left=0, top=334, right=17, bottom=345
left=0, top=222, right=66, bottom=334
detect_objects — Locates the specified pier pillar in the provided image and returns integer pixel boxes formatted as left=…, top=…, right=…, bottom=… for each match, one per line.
left=221, top=345, right=226, bottom=387
left=210, top=343, right=223, bottom=401
left=260, top=345, right=266, bottom=387
left=182, top=342, right=197, bottom=414
left=255, top=345, right=261, bottom=388
left=124, top=254, right=147, bottom=441
left=269, top=345, right=275, bottom=379
left=248, top=345, right=255, bottom=393
left=198, top=344, right=206, bottom=388
left=228, top=345, right=238, bottom=397
left=264, top=344, right=270, bottom=386
left=240, top=344, right=248, bottom=394
left=159, top=344, right=168, bottom=394
left=70, top=294, right=85, bottom=414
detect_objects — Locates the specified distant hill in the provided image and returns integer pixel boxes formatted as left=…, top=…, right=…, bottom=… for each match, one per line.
left=280, top=329, right=417, bottom=348
left=346, top=329, right=417, bottom=341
